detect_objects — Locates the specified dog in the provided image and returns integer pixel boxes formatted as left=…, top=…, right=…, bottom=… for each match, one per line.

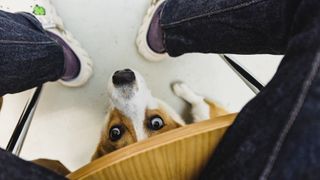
left=92, top=69, right=228, bottom=160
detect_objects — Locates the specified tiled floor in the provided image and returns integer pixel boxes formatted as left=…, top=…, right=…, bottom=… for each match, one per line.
left=0, top=0, right=282, bottom=171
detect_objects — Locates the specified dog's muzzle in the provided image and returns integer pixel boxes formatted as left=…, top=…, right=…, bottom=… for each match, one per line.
left=112, top=69, right=136, bottom=86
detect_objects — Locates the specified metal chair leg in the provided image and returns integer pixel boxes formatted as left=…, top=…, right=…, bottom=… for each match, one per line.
left=219, top=54, right=264, bottom=94
left=6, top=86, right=43, bottom=156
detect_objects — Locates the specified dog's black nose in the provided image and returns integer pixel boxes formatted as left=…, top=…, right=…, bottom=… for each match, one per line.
left=112, top=69, right=135, bottom=86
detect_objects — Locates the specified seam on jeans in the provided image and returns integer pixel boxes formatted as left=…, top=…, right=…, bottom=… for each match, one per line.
left=0, top=40, right=56, bottom=45
left=0, top=15, right=47, bottom=37
left=162, top=0, right=269, bottom=28
left=259, top=52, right=320, bottom=180
left=18, top=12, right=46, bottom=33
left=0, top=15, right=39, bottom=31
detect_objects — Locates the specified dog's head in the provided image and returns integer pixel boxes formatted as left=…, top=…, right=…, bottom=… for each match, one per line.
left=92, top=69, right=185, bottom=160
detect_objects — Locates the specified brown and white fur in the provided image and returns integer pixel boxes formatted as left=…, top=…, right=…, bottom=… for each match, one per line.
left=92, top=69, right=228, bottom=161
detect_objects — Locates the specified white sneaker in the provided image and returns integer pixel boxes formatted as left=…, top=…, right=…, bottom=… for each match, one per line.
left=136, top=0, right=168, bottom=62
left=0, top=0, right=93, bottom=87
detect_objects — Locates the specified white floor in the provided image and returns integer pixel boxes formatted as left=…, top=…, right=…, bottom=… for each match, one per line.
left=0, top=0, right=282, bottom=171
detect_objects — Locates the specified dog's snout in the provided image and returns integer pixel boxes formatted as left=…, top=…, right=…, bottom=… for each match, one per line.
left=112, top=69, right=135, bottom=86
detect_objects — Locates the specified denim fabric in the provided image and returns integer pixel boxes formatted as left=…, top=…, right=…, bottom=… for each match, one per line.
left=0, top=11, right=65, bottom=179
left=0, top=148, right=65, bottom=180
left=162, top=0, right=320, bottom=179
left=161, top=0, right=300, bottom=56
left=0, top=11, right=64, bottom=96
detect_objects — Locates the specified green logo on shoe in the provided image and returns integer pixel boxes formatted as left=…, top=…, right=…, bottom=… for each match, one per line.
left=33, top=5, right=46, bottom=16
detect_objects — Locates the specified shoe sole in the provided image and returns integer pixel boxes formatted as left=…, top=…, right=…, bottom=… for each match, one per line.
left=51, top=29, right=93, bottom=87
left=136, top=0, right=168, bottom=62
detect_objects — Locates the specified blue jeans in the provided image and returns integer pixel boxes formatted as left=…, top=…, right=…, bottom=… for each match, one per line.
left=1, top=0, right=320, bottom=179
left=0, top=11, right=64, bottom=96
left=161, top=0, right=320, bottom=179
left=0, top=11, right=65, bottom=179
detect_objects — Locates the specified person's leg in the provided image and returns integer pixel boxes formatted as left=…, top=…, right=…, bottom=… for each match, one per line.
left=198, top=0, right=320, bottom=179
left=0, top=10, right=77, bottom=178
left=0, top=0, right=93, bottom=91
left=137, top=0, right=301, bottom=61
left=0, top=6, right=92, bottom=177
left=0, top=5, right=93, bottom=95
left=138, top=0, right=320, bottom=178
left=161, top=0, right=299, bottom=56
left=0, top=11, right=65, bottom=96
left=0, top=148, right=65, bottom=180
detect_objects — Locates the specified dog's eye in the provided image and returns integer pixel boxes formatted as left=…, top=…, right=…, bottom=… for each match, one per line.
left=109, top=125, right=123, bottom=141
left=148, top=116, right=164, bottom=130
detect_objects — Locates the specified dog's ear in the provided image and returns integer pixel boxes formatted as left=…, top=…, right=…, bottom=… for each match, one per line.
left=204, top=100, right=229, bottom=119
left=92, top=119, right=123, bottom=161
left=144, top=109, right=183, bottom=137
left=91, top=137, right=116, bottom=161
left=92, top=109, right=138, bottom=161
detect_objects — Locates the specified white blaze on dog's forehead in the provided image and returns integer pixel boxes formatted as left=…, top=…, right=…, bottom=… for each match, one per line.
left=107, top=69, right=158, bottom=141
left=147, top=96, right=159, bottom=109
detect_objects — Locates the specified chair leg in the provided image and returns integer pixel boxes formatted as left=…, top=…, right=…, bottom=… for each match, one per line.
left=6, top=85, right=43, bottom=156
